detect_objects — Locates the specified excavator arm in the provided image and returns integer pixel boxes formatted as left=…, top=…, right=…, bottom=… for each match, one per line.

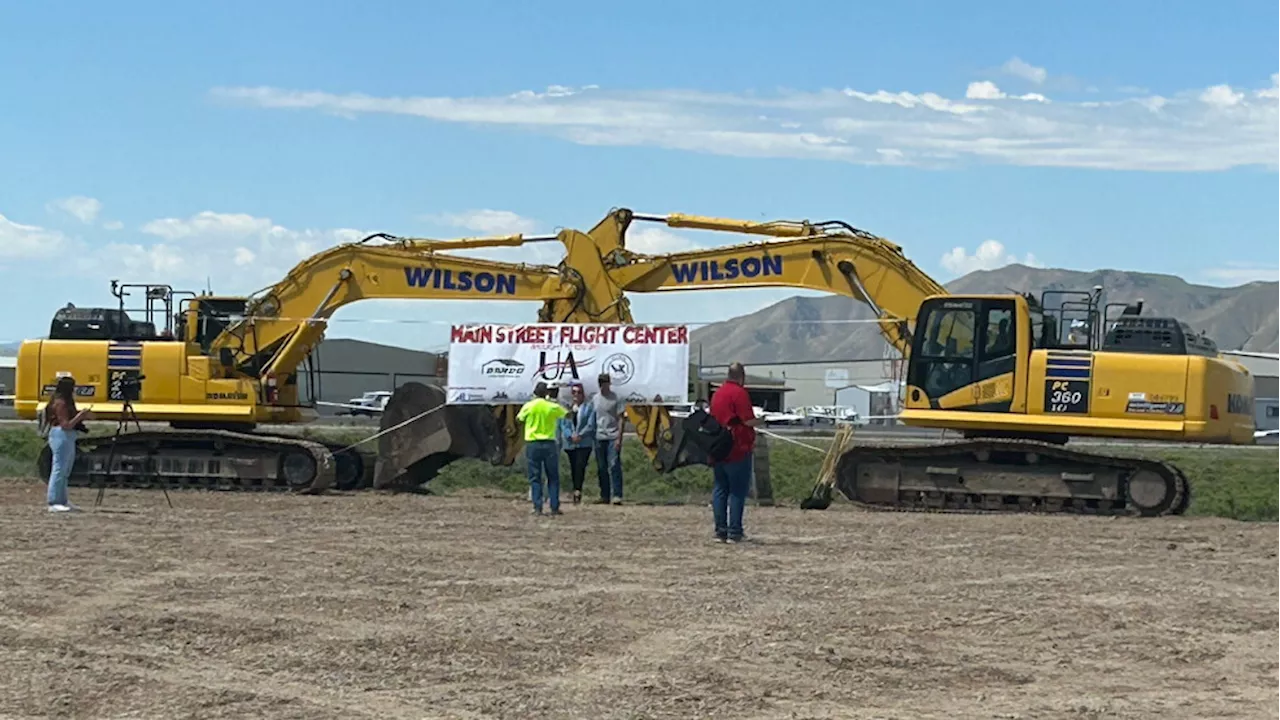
left=210, top=234, right=584, bottom=381
left=612, top=213, right=946, bottom=356
left=552, top=208, right=949, bottom=473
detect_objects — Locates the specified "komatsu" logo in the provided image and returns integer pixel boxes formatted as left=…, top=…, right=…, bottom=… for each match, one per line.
left=1227, top=392, right=1251, bottom=415
left=670, top=255, right=784, bottom=284
left=403, top=268, right=518, bottom=294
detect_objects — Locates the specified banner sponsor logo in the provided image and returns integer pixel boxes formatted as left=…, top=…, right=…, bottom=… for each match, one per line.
left=446, top=323, right=689, bottom=405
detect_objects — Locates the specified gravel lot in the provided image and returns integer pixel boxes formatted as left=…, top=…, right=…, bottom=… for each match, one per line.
left=1, top=482, right=1275, bottom=719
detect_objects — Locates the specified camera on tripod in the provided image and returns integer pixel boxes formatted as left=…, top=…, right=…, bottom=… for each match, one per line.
left=117, top=374, right=145, bottom=403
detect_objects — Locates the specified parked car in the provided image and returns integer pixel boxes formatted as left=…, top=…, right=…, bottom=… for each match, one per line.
left=344, top=390, right=393, bottom=416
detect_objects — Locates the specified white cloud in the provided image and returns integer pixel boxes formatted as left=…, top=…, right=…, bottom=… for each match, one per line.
left=964, top=81, right=1049, bottom=103
left=423, top=209, right=541, bottom=236
left=1257, top=74, right=1279, bottom=99
left=1201, top=263, right=1278, bottom=285
left=47, top=196, right=103, bottom=224
left=1001, top=57, right=1048, bottom=85
left=74, top=210, right=368, bottom=292
left=1199, top=84, right=1244, bottom=107
left=627, top=227, right=698, bottom=254
left=965, top=81, right=1005, bottom=100
left=0, top=213, right=68, bottom=260
left=211, top=73, right=1278, bottom=171
left=103, top=220, right=124, bottom=231
left=939, top=240, right=1041, bottom=276
left=100, top=242, right=186, bottom=276
left=141, top=210, right=277, bottom=240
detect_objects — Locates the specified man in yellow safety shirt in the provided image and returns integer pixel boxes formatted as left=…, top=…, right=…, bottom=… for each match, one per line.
left=517, top=381, right=568, bottom=515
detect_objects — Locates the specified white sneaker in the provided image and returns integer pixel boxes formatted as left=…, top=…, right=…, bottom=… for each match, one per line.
left=47, top=504, right=71, bottom=513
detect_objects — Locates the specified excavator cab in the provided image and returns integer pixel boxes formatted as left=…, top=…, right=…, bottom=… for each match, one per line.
left=904, top=294, right=1017, bottom=413
left=175, top=295, right=249, bottom=353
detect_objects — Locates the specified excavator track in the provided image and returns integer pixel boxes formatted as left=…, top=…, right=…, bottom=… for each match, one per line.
left=834, top=438, right=1190, bottom=518
left=38, top=428, right=342, bottom=494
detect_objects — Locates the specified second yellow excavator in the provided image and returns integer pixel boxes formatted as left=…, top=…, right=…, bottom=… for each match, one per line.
left=590, top=210, right=1255, bottom=516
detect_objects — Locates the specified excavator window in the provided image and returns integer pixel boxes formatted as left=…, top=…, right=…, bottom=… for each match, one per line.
left=984, top=309, right=1013, bottom=357
left=976, top=301, right=1017, bottom=385
left=909, top=298, right=1017, bottom=403
left=910, top=300, right=976, bottom=400
left=191, top=299, right=248, bottom=354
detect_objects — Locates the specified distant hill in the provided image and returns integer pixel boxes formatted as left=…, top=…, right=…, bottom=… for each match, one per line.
left=689, top=264, right=1279, bottom=364
left=0, top=342, right=19, bottom=356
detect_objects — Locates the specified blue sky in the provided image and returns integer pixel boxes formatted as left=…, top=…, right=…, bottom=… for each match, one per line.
left=1, top=1, right=1276, bottom=351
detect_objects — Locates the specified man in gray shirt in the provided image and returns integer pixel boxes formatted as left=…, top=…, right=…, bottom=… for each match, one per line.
left=592, top=372, right=625, bottom=504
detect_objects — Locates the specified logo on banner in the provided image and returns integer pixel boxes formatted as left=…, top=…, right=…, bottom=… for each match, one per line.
left=603, top=353, right=635, bottom=385
left=537, top=352, right=594, bottom=382
left=482, top=358, right=525, bottom=377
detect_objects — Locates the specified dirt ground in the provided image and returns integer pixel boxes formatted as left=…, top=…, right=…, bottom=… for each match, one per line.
left=0, top=482, right=1275, bottom=720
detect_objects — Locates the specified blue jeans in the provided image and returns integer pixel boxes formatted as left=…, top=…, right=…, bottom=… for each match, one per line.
left=47, top=427, right=76, bottom=506
left=525, top=440, right=560, bottom=512
left=712, top=456, right=752, bottom=540
left=594, top=438, right=623, bottom=501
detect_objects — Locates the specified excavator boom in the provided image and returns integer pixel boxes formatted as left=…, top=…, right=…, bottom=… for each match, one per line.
left=614, top=212, right=947, bottom=356
left=213, top=237, right=581, bottom=380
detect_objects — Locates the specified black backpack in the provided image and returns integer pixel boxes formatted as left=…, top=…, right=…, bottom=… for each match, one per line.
left=682, top=408, right=735, bottom=462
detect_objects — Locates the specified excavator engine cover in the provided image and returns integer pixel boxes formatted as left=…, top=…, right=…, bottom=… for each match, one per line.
left=372, top=382, right=507, bottom=490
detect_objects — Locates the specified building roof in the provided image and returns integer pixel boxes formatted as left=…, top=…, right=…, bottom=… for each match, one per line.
left=694, top=364, right=785, bottom=387
left=0, top=356, right=16, bottom=369
left=1233, top=353, right=1279, bottom=379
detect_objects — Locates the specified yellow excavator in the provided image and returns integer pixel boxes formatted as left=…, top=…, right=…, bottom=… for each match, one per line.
left=16, top=235, right=597, bottom=492
left=591, top=210, right=1255, bottom=516
left=15, top=208, right=1257, bottom=516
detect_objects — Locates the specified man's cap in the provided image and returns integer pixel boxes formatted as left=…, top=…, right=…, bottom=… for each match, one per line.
left=598, top=373, right=611, bottom=383
left=533, top=381, right=550, bottom=397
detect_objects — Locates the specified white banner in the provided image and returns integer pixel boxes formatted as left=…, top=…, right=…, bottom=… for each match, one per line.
left=446, top=323, right=690, bottom=405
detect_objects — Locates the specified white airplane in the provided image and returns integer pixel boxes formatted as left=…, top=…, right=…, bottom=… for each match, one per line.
left=316, top=390, right=393, bottom=416
left=665, top=403, right=803, bottom=424
left=753, top=406, right=806, bottom=425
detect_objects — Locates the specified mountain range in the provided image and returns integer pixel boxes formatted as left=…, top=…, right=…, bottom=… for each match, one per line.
left=688, top=264, right=1278, bottom=365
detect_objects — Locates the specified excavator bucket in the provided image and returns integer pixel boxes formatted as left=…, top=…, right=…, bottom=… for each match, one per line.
left=654, top=410, right=716, bottom=472
left=372, top=382, right=508, bottom=491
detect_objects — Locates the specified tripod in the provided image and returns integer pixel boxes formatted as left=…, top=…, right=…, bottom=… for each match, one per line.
left=95, top=398, right=173, bottom=509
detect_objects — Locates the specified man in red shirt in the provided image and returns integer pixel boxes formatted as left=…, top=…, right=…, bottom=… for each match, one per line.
left=708, top=362, right=761, bottom=544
